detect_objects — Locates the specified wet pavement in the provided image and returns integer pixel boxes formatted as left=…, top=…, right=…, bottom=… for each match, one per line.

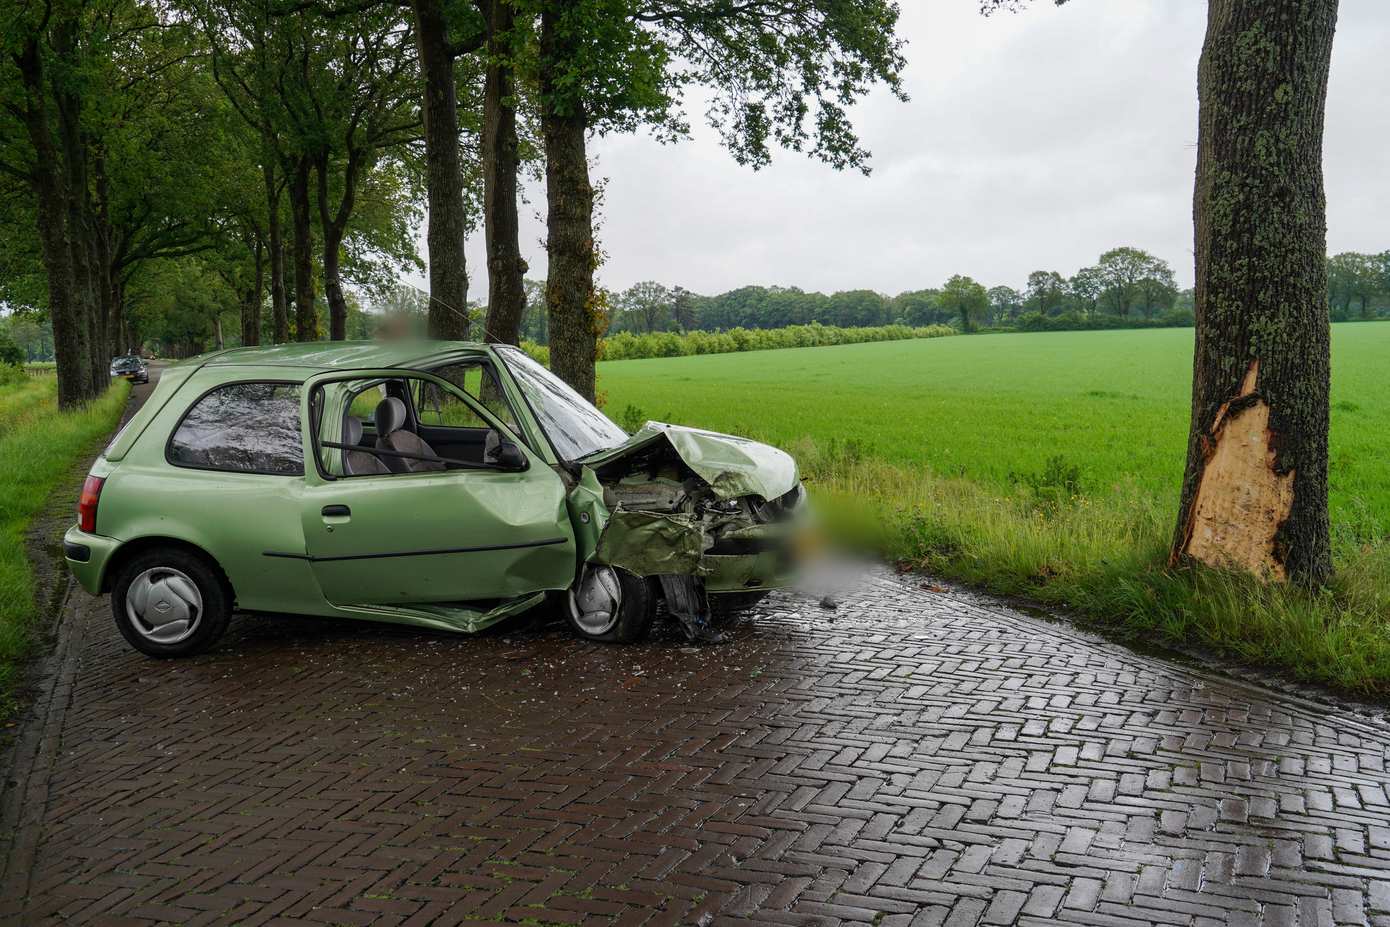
left=3, top=553, right=1389, bottom=925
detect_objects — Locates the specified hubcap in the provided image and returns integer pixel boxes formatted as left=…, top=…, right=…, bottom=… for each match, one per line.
left=568, top=565, right=623, bottom=636
left=125, top=567, right=202, bottom=644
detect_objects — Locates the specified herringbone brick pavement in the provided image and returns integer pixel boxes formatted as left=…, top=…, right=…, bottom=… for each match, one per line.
left=3, top=568, right=1389, bottom=926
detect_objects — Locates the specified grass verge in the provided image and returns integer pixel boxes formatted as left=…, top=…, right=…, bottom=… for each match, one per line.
left=0, top=374, right=130, bottom=716
left=797, top=439, right=1390, bottom=698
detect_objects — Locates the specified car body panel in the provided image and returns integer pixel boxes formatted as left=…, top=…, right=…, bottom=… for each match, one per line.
left=583, top=421, right=800, bottom=502
left=64, top=341, right=805, bottom=635
left=297, top=367, right=578, bottom=607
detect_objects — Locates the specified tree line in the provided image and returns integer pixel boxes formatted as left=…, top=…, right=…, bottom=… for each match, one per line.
left=1, top=0, right=906, bottom=406
left=599, top=247, right=1390, bottom=337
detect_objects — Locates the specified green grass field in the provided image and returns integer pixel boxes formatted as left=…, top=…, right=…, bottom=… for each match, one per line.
left=600, top=324, right=1390, bottom=540
left=598, top=324, right=1390, bottom=694
left=0, top=372, right=129, bottom=715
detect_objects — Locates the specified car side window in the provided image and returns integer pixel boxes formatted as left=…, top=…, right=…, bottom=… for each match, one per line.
left=413, top=377, right=490, bottom=430
left=422, top=362, right=521, bottom=436
left=168, top=382, right=304, bottom=475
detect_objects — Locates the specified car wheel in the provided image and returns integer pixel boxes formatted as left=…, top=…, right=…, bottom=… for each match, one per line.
left=710, top=590, right=771, bottom=622
left=565, top=564, right=653, bottom=644
left=111, top=547, right=232, bottom=657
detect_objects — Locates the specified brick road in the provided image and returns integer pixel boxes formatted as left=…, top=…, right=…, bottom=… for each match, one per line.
left=3, top=554, right=1390, bottom=927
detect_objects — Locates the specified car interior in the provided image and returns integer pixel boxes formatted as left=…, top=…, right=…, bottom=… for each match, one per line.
left=321, top=366, right=521, bottom=477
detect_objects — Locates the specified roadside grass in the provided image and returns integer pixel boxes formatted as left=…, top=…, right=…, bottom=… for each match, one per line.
left=598, top=326, right=1390, bottom=696
left=0, top=373, right=129, bottom=715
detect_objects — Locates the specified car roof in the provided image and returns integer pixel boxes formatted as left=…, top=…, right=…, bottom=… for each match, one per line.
left=178, top=340, right=493, bottom=371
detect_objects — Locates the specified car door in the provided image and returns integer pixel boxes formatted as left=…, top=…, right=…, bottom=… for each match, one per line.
left=298, top=369, right=577, bottom=607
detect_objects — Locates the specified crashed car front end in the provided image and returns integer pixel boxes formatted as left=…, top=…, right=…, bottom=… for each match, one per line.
left=567, top=422, right=808, bottom=596
left=492, top=345, right=808, bottom=640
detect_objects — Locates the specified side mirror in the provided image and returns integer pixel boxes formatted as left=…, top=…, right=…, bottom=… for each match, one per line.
left=488, top=437, right=527, bottom=471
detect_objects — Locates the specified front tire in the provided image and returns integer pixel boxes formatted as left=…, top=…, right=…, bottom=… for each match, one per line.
left=111, top=547, right=232, bottom=657
left=565, top=565, right=653, bottom=644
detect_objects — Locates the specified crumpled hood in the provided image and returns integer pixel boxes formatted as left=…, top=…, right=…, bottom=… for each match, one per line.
left=582, top=422, right=799, bottom=501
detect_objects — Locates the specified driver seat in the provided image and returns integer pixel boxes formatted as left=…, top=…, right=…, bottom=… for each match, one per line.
left=374, top=397, right=445, bottom=472
left=342, top=416, right=388, bottom=476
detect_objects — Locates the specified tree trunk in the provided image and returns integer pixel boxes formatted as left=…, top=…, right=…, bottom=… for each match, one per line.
left=242, top=235, right=264, bottom=346
left=411, top=0, right=469, bottom=340
left=17, top=38, right=92, bottom=407
left=1171, top=0, right=1338, bottom=586
left=51, top=27, right=104, bottom=391
left=290, top=155, right=317, bottom=341
left=481, top=0, right=526, bottom=345
left=315, top=152, right=347, bottom=341
left=263, top=156, right=289, bottom=343
left=540, top=2, right=598, bottom=401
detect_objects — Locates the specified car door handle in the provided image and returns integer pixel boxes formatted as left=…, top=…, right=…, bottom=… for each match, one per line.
left=321, top=504, right=351, bottom=518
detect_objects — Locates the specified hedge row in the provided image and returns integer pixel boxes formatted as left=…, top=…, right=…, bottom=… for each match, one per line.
left=590, top=322, right=955, bottom=362
left=1001, top=309, right=1196, bottom=333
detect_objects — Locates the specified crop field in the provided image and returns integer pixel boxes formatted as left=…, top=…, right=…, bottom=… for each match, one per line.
left=599, top=324, right=1390, bottom=540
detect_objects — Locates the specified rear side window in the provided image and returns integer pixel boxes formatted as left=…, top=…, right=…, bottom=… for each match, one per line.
left=168, top=382, right=304, bottom=475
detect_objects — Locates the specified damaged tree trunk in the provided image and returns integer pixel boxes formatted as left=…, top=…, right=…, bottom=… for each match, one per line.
left=1171, top=0, right=1337, bottom=585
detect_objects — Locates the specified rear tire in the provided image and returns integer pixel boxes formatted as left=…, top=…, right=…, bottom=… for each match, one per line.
left=111, top=547, right=232, bottom=657
left=565, top=565, right=654, bottom=644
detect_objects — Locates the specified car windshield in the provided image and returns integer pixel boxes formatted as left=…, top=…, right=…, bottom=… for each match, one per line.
left=113, top=357, right=140, bottom=370
left=496, top=346, right=629, bottom=461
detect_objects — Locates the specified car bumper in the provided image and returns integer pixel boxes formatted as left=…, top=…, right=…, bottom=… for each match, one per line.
left=704, top=549, right=796, bottom=594
left=63, top=525, right=120, bottom=594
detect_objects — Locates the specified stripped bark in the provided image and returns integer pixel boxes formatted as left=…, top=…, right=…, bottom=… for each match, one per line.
left=1172, top=0, right=1338, bottom=584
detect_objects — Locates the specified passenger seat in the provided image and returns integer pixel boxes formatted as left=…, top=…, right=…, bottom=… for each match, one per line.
left=374, top=397, right=445, bottom=472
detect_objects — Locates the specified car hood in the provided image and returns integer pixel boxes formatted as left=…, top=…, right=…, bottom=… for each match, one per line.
left=582, top=422, right=798, bottom=501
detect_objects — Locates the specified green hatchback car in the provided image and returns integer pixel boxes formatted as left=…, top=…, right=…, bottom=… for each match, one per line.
left=64, top=341, right=806, bottom=656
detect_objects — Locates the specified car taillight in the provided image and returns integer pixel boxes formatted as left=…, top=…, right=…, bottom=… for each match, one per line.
left=77, top=476, right=104, bottom=533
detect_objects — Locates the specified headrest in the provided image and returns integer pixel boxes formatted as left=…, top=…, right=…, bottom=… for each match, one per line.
left=374, top=396, right=407, bottom=436
left=343, top=415, right=364, bottom=445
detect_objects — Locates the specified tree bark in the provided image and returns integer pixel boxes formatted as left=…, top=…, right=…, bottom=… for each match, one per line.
left=315, top=150, right=350, bottom=343
left=50, top=19, right=104, bottom=391
left=16, top=35, right=93, bottom=408
left=481, top=0, right=526, bottom=345
left=1171, top=0, right=1338, bottom=585
left=242, top=235, right=264, bottom=346
left=263, top=155, right=289, bottom=343
left=411, top=0, right=470, bottom=340
left=290, top=155, right=317, bottom=341
left=540, top=2, right=598, bottom=401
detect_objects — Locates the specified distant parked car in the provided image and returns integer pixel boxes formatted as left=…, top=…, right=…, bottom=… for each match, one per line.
left=65, top=341, right=806, bottom=657
left=109, top=355, right=148, bottom=384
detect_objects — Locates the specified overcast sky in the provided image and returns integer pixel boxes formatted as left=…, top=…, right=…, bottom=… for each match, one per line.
left=437, top=0, right=1388, bottom=300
